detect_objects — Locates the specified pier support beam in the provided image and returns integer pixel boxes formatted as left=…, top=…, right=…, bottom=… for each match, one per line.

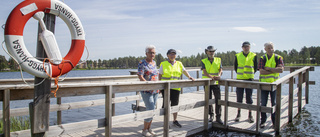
left=163, top=82, right=171, bottom=137
left=30, top=12, right=55, bottom=136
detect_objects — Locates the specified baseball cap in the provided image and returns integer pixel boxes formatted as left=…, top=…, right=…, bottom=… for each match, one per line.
left=167, top=49, right=176, bottom=55
left=242, top=41, right=250, bottom=47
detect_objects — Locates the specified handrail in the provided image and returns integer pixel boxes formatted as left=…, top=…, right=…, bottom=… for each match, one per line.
left=0, top=66, right=314, bottom=137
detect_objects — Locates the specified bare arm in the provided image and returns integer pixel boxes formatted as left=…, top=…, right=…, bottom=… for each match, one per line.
left=159, top=74, right=162, bottom=81
left=213, top=68, right=222, bottom=80
left=138, top=75, right=146, bottom=81
left=203, top=69, right=214, bottom=79
left=183, top=70, right=195, bottom=81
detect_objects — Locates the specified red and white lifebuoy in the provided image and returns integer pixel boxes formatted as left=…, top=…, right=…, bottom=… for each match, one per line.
left=4, top=0, right=85, bottom=78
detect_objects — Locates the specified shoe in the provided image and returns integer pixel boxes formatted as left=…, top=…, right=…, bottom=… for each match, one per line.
left=209, top=115, right=213, bottom=122
left=148, top=129, right=156, bottom=136
left=142, top=129, right=152, bottom=137
left=260, top=122, right=266, bottom=128
left=248, top=115, right=254, bottom=123
left=270, top=125, right=275, bottom=130
left=216, top=118, right=223, bottom=125
left=235, top=114, right=241, bottom=122
left=173, top=120, right=182, bottom=128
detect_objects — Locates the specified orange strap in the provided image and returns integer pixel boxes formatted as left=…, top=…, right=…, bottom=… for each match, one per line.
left=43, top=58, right=65, bottom=97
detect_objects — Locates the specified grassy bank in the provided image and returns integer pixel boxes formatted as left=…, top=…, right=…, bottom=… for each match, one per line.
left=0, top=116, right=30, bottom=133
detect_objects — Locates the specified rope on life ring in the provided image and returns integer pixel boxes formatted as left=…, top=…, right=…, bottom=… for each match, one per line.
left=4, top=0, right=85, bottom=79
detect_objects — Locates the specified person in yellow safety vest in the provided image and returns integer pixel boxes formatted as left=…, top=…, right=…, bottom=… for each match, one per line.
left=234, top=41, right=257, bottom=123
left=258, top=42, right=284, bottom=129
left=159, top=49, right=195, bottom=128
left=201, top=46, right=223, bottom=124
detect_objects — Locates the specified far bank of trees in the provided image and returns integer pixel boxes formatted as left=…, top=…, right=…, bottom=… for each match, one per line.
left=82, top=46, right=320, bottom=69
left=1, top=46, right=320, bottom=71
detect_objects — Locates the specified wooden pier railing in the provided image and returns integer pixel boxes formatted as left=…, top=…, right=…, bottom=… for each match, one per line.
left=0, top=66, right=314, bottom=137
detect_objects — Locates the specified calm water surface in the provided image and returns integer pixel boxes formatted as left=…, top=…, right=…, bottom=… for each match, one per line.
left=0, top=67, right=319, bottom=136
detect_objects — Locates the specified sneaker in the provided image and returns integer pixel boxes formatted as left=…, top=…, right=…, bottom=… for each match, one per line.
left=209, top=115, right=213, bottom=122
left=260, top=122, right=266, bottom=128
left=235, top=114, right=241, bottom=122
left=248, top=116, right=254, bottom=123
left=270, top=125, right=275, bottom=130
left=216, top=118, right=223, bottom=125
left=148, top=129, right=156, bottom=136
left=142, top=129, right=152, bottom=137
left=173, top=120, right=182, bottom=128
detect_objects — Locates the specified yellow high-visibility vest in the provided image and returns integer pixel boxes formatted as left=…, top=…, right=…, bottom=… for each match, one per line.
left=236, top=52, right=256, bottom=79
left=259, top=54, right=282, bottom=83
left=201, top=57, right=221, bottom=84
left=160, top=60, right=183, bottom=91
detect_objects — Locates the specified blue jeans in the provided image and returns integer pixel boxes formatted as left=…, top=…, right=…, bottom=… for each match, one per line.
left=140, top=91, right=159, bottom=122
left=260, top=90, right=276, bottom=124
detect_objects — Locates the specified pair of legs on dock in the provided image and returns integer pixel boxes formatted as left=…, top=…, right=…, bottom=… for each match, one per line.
left=207, top=85, right=223, bottom=124
left=161, top=89, right=183, bottom=128
left=235, top=86, right=254, bottom=123
left=234, top=87, right=276, bottom=128
left=141, top=91, right=158, bottom=136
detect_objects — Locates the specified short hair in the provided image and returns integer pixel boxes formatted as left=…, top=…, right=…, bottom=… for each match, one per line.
left=145, top=45, right=156, bottom=53
left=264, top=42, right=274, bottom=48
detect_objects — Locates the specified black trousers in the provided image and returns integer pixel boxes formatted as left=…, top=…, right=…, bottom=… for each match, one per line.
left=206, top=85, right=221, bottom=118
left=160, top=89, right=180, bottom=108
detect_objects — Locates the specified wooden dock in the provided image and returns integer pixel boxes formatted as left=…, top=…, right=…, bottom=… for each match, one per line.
left=56, top=90, right=305, bottom=137
left=0, top=66, right=314, bottom=137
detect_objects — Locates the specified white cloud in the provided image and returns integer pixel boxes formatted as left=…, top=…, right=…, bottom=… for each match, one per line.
left=176, top=50, right=183, bottom=54
left=233, top=27, right=268, bottom=32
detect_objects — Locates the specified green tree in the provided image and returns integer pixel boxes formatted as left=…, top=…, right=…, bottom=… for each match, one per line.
left=0, top=55, right=8, bottom=71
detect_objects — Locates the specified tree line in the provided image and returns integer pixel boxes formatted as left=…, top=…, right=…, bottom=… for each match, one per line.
left=1, top=46, right=320, bottom=71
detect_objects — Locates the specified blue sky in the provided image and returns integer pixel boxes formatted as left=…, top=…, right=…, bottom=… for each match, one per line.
left=1, top=0, right=320, bottom=60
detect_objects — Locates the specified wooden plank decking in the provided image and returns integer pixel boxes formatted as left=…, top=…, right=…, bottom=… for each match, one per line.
left=60, top=90, right=305, bottom=137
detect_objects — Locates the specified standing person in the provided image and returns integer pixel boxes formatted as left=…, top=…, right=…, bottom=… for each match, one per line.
left=201, top=46, right=223, bottom=124
left=234, top=41, right=257, bottom=123
left=258, top=42, right=284, bottom=128
left=159, top=49, right=195, bottom=128
left=137, top=45, right=159, bottom=136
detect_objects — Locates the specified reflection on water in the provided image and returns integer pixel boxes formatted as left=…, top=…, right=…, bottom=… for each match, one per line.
left=281, top=108, right=320, bottom=136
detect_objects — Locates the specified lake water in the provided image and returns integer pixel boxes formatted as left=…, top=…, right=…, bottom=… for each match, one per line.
left=0, top=67, right=319, bottom=136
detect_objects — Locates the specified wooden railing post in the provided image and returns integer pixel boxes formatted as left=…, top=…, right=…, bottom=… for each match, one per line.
left=231, top=68, right=234, bottom=92
left=224, top=81, right=229, bottom=127
left=305, top=69, right=309, bottom=104
left=180, top=75, right=183, bottom=94
left=298, top=73, right=303, bottom=113
left=197, top=70, right=200, bottom=91
left=163, top=82, right=171, bottom=137
left=255, top=84, right=261, bottom=133
left=275, top=84, right=282, bottom=135
left=129, top=71, right=139, bottom=113
left=3, top=89, right=10, bottom=137
left=203, top=80, right=210, bottom=130
left=288, top=77, right=294, bottom=123
left=57, top=97, right=62, bottom=125
left=105, top=85, right=112, bottom=137
left=112, top=93, right=116, bottom=116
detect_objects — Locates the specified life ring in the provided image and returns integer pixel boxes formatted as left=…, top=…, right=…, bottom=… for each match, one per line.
left=4, top=0, right=85, bottom=78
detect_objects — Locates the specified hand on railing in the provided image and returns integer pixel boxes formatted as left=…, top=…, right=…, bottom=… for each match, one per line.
left=188, top=77, right=195, bottom=81
left=213, top=76, right=221, bottom=80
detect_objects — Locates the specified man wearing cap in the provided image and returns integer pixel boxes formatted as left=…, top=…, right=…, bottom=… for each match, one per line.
left=258, top=42, right=284, bottom=128
left=159, top=49, right=195, bottom=128
left=201, top=46, right=223, bottom=124
left=234, top=41, right=257, bottom=123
